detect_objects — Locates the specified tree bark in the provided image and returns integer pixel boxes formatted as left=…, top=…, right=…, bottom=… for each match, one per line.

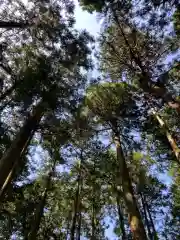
left=0, top=101, right=46, bottom=194
left=152, top=110, right=180, bottom=164
left=113, top=125, right=147, bottom=240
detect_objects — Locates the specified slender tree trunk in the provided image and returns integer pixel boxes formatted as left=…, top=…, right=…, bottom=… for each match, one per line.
left=27, top=171, right=52, bottom=240
left=112, top=124, right=147, bottom=240
left=116, top=191, right=127, bottom=240
left=0, top=21, right=29, bottom=28
left=91, top=193, right=96, bottom=240
left=144, top=195, right=158, bottom=240
left=0, top=101, right=46, bottom=194
left=66, top=211, right=72, bottom=240
left=139, top=192, right=152, bottom=239
left=76, top=202, right=82, bottom=240
left=152, top=110, right=180, bottom=163
left=70, top=163, right=82, bottom=240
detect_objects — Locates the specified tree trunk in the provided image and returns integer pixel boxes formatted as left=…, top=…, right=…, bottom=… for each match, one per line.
left=116, top=191, right=127, bottom=240
left=70, top=163, right=82, bottom=240
left=0, top=21, right=29, bottom=28
left=152, top=110, right=180, bottom=164
left=139, top=192, right=152, bottom=239
left=76, top=202, right=82, bottom=240
left=144, top=195, right=158, bottom=240
left=27, top=171, right=52, bottom=240
left=0, top=128, right=34, bottom=199
left=91, top=193, right=96, bottom=240
left=66, top=211, right=72, bottom=239
left=0, top=101, right=46, bottom=194
left=113, top=127, right=147, bottom=240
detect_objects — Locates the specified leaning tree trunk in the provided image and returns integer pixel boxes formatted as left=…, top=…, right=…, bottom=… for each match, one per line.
left=0, top=129, right=34, bottom=200
left=27, top=170, right=52, bottom=240
left=112, top=125, right=148, bottom=240
left=152, top=110, right=180, bottom=164
left=0, top=101, right=46, bottom=195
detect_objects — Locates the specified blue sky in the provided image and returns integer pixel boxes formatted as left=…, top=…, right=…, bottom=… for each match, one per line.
left=74, top=0, right=100, bottom=36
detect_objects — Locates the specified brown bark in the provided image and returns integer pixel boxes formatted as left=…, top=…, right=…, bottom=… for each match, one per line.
left=113, top=125, right=147, bottom=240
left=152, top=110, right=180, bottom=164
left=0, top=101, right=46, bottom=194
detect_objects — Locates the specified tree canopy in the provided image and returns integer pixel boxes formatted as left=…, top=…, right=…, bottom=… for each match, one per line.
left=0, top=0, right=179, bottom=239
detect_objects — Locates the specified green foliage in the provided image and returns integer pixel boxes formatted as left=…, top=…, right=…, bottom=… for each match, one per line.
left=0, top=0, right=179, bottom=239
left=173, top=5, right=180, bottom=38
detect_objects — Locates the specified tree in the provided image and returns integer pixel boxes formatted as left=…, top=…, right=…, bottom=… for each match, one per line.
left=85, top=82, right=148, bottom=239
left=0, top=0, right=93, bottom=198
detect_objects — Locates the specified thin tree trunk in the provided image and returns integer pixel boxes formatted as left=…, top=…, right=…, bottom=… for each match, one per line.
left=0, top=101, right=46, bottom=194
left=70, top=162, right=82, bottom=240
left=139, top=192, right=152, bottom=239
left=76, top=202, right=82, bottom=240
left=112, top=125, right=147, bottom=240
left=27, top=170, right=52, bottom=240
left=91, top=193, right=96, bottom=240
left=144, top=195, right=158, bottom=240
left=152, top=110, right=180, bottom=163
left=0, top=21, right=29, bottom=28
left=116, top=191, right=127, bottom=240
left=66, top=211, right=72, bottom=240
